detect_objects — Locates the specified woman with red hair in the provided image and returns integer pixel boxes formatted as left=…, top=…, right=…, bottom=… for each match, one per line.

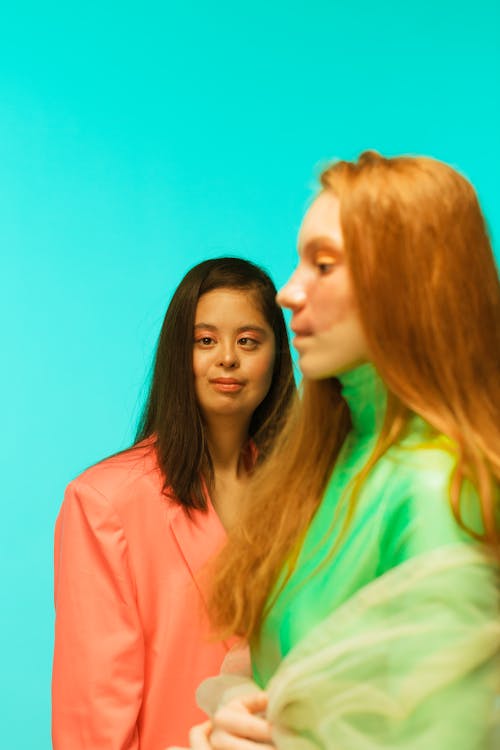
left=181, top=153, right=500, bottom=749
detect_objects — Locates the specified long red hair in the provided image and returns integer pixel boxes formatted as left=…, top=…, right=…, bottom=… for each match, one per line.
left=209, top=152, right=500, bottom=641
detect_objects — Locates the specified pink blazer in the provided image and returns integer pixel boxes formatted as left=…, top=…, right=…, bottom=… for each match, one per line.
left=52, top=441, right=232, bottom=749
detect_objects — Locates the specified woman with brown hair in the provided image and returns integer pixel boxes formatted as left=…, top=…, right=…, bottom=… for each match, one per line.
left=52, top=257, right=295, bottom=749
left=183, top=154, right=500, bottom=749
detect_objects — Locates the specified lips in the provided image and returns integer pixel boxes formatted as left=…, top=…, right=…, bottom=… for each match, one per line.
left=211, top=378, right=243, bottom=385
left=210, top=378, right=245, bottom=392
left=291, top=326, right=312, bottom=339
left=291, top=324, right=312, bottom=351
left=291, top=320, right=312, bottom=337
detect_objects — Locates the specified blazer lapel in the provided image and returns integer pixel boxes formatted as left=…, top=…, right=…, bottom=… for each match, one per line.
left=168, top=498, right=227, bottom=608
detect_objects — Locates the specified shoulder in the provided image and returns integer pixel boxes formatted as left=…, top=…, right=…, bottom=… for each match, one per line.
left=388, top=430, right=456, bottom=489
left=378, top=435, right=478, bottom=567
left=64, top=439, right=172, bottom=518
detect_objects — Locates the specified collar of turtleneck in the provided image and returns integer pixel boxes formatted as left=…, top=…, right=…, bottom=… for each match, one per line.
left=337, top=362, right=387, bottom=437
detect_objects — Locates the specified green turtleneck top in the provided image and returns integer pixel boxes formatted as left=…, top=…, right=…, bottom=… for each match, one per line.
left=252, top=363, right=481, bottom=688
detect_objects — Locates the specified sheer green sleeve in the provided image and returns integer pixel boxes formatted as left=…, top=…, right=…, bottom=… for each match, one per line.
left=266, top=544, right=500, bottom=750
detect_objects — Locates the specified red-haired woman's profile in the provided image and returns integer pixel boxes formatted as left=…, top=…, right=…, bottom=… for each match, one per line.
left=179, top=154, right=500, bottom=750
left=52, top=257, right=295, bottom=749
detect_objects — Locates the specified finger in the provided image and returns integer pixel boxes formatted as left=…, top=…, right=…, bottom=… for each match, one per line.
left=213, top=705, right=273, bottom=743
left=240, top=692, right=269, bottom=715
left=189, top=720, right=213, bottom=749
left=223, top=693, right=268, bottom=716
left=210, top=729, right=275, bottom=750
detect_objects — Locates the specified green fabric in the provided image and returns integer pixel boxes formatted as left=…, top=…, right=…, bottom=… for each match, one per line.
left=240, top=363, right=500, bottom=747
left=197, top=549, right=499, bottom=748
left=264, top=544, right=500, bottom=749
left=252, top=364, right=483, bottom=686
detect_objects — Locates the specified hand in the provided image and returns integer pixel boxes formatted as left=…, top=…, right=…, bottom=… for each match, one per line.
left=167, top=694, right=274, bottom=750
left=207, top=693, right=275, bottom=749
left=166, top=719, right=212, bottom=749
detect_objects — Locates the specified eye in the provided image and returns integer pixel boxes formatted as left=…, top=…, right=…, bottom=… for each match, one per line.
left=238, top=337, right=259, bottom=350
left=195, top=336, right=216, bottom=346
left=318, top=263, right=333, bottom=274
left=315, top=256, right=337, bottom=275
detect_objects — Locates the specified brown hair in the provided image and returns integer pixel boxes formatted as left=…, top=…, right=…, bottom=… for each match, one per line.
left=209, top=152, right=500, bottom=640
left=135, top=257, right=295, bottom=511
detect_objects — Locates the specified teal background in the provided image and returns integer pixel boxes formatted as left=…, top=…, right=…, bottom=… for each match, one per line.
left=1, top=2, right=498, bottom=747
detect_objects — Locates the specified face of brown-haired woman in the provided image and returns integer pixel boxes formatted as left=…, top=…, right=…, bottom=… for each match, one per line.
left=193, top=288, right=276, bottom=429
left=277, top=190, right=370, bottom=379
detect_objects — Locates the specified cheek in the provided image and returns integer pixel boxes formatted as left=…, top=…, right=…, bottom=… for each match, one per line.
left=314, top=295, right=352, bottom=332
left=192, top=353, right=199, bottom=378
left=313, top=275, right=357, bottom=332
left=252, top=349, right=276, bottom=388
left=192, top=351, right=208, bottom=378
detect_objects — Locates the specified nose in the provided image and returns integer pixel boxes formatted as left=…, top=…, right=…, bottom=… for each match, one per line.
left=218, top=343, right=239, bottom=368
left=276, top=274, right=306, bottom=311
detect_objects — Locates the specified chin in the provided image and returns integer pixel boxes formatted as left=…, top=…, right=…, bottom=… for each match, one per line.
left=298, top=358, right=328, bottom=380
left=299, top=355, right=349, bottom=381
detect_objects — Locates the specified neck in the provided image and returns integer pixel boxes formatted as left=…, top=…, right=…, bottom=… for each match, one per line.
left=205, top=417, right=251, bottom=477
left=337, top=362, right=387, bottom=436
left=204, top=417, right=253, bottom=531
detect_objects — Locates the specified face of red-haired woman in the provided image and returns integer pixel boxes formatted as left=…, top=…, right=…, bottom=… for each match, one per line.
left=277, top=190, right=370, bottom=379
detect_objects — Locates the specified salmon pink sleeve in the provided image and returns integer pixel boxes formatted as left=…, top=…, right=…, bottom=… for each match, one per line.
left=52, top=479, right=144, bottom=749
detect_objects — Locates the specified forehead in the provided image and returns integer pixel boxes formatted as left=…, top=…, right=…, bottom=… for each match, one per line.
left=298, top=191, right=343, bottom=253
left=195, top=288, right=268, bottom=324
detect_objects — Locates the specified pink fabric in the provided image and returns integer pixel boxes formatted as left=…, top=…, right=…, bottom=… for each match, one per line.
left=52, top=441, right=232, bottom=749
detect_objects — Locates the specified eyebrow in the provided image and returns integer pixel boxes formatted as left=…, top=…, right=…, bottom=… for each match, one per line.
left=194, top=323, right=269, bottom=335
left=302, top=236, right=343, bottom=256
